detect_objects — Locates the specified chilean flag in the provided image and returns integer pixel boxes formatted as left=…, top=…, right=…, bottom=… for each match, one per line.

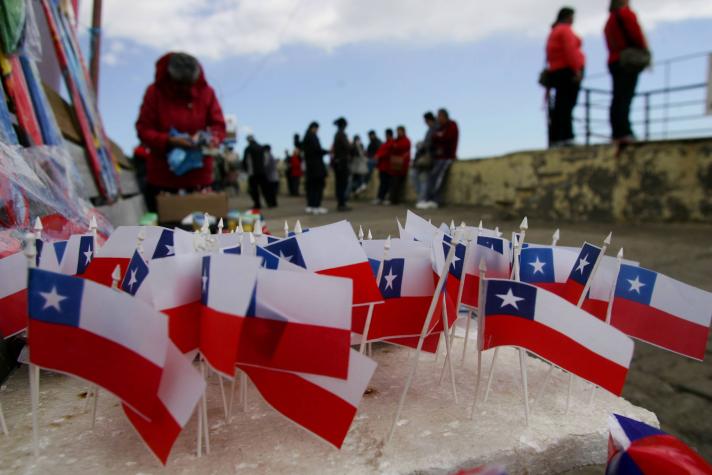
left=481, top=279, right=634, bottom=395
left=37, top=239, right=68, bottom=272
left=222, top=243, right=306, bottom=272
left=264, top=220, right=381, bottom=306
left=460, top=236, right=512, bottom=309
left=0, top=252, right=28, bottom=338
left=121, top=250, right=149, bottom=296
left=607, top=414, right=712, bottom=475
left=581, top=256, right=640, bottom=321
left=403, top=210, right=439, bottom=243
left=357, top=239, right=443, bottom=353
left=58, top=234, right=95, bottom=276
left=240, top=349, right=376, bottom=448
left=84, top=226, right=173, bottom=286
left=519, top=245, right=578, bottom=297
left=611, top=264, right=712, bottom=360
left=201, top=254, right=353, bottom=379
left=28, top=268, right=171, bottom=420
left=122, top=343, right=205, bottom=465
left=559, top=242, right=602, bottom=304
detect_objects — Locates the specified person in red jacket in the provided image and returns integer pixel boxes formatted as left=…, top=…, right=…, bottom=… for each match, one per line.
left=546, top=7, right=585, bottom=147
left=424, top=109, right=459, bottom=209
left=605, top=0, right=648, bottom=144
left=135, top=52, right=226, bottom=211
left=373, top=128, right=394, bottom=205
left=388, top=126, right=411, bottom=205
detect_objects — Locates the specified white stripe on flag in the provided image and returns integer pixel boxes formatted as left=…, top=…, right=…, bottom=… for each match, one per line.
left=158, top=343, right=206, bottom=426
left=297, top=350, right=377, bottom=407
left=650, top=273, right=712, bottom=327
left=206, top=255, right=262, bottom=314
left=0, top=252, right=26, bottom=297
left=297, top=221, right=367, bottom=270
left=98, top=226, right=168, bottom=258
left=149, top=254, right=203, bottom=310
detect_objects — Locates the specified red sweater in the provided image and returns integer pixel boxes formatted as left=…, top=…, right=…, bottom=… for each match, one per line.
left=375, top=139, right=394, bottom=172
left=136, top=53, right=226, bottom=189
left=605, top=7, right=647, bottom=64
left=389, top=136, right=411, bottom=176
left=546, top=23, right=585, bottom=72
left=433, top=120, right=459, bottom=160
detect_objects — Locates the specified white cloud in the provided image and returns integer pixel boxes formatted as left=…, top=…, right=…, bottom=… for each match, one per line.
left=82, top=0, right=712, bottom=61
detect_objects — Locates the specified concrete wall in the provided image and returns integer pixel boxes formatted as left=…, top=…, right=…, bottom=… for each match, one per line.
left=321, top=138, right=712, bottom=222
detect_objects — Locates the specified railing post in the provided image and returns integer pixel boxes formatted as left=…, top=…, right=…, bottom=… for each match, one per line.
left=644, top=93, right=651, bottom=141
left=585, top=89, right=591, bottom=146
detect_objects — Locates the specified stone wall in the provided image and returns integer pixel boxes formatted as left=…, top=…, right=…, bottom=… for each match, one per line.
left=320, top=138, right=712, bottom=222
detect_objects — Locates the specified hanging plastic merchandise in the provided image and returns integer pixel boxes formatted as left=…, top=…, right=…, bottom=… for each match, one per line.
left=0, top=0, right=26, bottom=55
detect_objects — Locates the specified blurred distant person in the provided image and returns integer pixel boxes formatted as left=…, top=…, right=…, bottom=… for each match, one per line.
left=264, top=144, right=279, bottom=207
left=302, top=121, right=329, bottom=214
left=414, top=112, right=437, bottom=209
left=605, top=0, right=650, bottom=146
left=373, top=128, right=394, bottom=205
left=243, top=135, right=274, bottom=209
left=388, top=126, right=411, bottom=205
left=286, top=140, right=302, bottom=196
left=424, top=108, right=458, bottom=209
left=546, top=7, right=585, bottom=148
left=136, top=52, right=226, bottom=212
left=350, top=135, right=369, bottom=196
left=331, top=117, right=352, bottom=212
left=365, top=130, right=382, bottom=185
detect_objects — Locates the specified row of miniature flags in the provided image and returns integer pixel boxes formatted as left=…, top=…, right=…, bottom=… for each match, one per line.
left=0, top=211, right=711, bottom=464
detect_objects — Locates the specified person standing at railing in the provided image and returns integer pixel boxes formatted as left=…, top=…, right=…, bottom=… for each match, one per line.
left=605, top=0, right=650, bottom=146
left=546, top=7, right=585, bottom=148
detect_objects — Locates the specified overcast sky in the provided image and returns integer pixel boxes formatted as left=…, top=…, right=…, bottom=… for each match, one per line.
left=81, top=0, right=712, bottom=158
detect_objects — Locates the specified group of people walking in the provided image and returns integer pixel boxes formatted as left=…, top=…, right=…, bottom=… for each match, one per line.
left=544, top=0, right=649, bottom=147
left=286, top=108, right=459, bottom=215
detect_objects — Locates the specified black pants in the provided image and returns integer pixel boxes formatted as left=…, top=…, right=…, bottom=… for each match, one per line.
left=549, top=68, right=580, bottom=144
left=334, top=167, right=349, bottom=207
left=609, top=62, right=640, bottom=140
left=248, top=174, right=275, bottom=209
left=377, top=171, right=391, bottom=201
left=305, top=175, right=325, bottom=208
left=389, top=174, right=406, bottom=204
left=287, top=175, right=300, bottom=196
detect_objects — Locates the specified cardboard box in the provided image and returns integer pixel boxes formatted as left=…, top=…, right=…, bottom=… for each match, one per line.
left=156, top=192, right=228, bottom=224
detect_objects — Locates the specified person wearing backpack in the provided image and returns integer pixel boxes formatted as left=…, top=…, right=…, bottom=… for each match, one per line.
left=605, top=0, right=650, bottom=146
left=546, top=7, right=585, bottom=148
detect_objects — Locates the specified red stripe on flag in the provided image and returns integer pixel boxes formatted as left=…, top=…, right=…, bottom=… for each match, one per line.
left=29, top=319, right=163, bottom=418
left=461, top=273, right=480, bottom=309
left=627, top=434, right=712, bottom=474
left=317, top=261, right=382, bottom=305
left=82, top=257, right=131, bottom=286
left=351, top=305, right=369, bottom=334
left=162, top=302, right=201, bottom=354
left=483, top=315, right=629, bottom=395
left=0, top=289, right=27, bottom=338
left=366, top=296, right=437, bottom=341
left=123, top=402, right=180, bottom=465
left=611, top=298, right=709, bottom=361
left=200, top=308, right=241, bottom=376
left=582, top=298, right=607, bottom=321
left=560, top=280, right=585, bottom=305
left=239, top=364, right=357, bottom=448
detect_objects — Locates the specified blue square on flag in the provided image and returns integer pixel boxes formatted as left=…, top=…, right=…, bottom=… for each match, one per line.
left=477, top=236, right=504, bottom=254
left=368, top=258, right=380, bottom=278
left=265, top=237, right=305, bottom=268
left=223, top=245, right=241, bottom=255
left=29, top=269, right=84, bottom=327
left=379, top=258, right=404, bottom=299
left=201, top=256, right=211, bottom=305
left=122, top=251, right=149, bottom=295
left=442, top=237, right=465, bottom=279
left=35, top=239, right=44, bottom=266
left=615, top=264, right=656, bottom=305
left=53, top=240, right=68, bottom=263
left=76, top=236, right=94, bottom=275
left=568, top=243, right=601, bottom=285
left=256, top=246, right=279, bottom=269
left=151, top=229, right=175, bottom=259
left=520, top=248, right=555, bottom=283
left=485, top=280, right=536, bottom=320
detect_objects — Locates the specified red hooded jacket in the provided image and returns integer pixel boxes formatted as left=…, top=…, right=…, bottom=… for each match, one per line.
left=389, top=136, right=411, bottom=176
left=375, top=138, right=394, bottom=172
left=546, top=23, right=585, bottom=73
left=433, top=120, right=459, bottom=160
left=135, top=53, right=226, bottom=189
left=605, top=7, right=646, bottom=65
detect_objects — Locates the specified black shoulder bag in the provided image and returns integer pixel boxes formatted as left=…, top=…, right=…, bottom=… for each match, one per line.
left=615, top=10, right=651, bottom=73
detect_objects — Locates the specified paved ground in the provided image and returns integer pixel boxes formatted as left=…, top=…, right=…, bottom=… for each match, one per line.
left=235, top=190, right=712, bottom=463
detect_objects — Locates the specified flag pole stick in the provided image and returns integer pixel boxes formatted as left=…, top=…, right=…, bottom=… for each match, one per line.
left=24, top=233, right=40, bottom=456
left=461, top=222, right=483, bottom=365
left=531, top=365, right=554, bottom=410
left=566, top=232, right=612, bottom=414
left=588, top=247, right=624, bottom=406
left=439, top=293, right=458, bottom=402
left=469, top=258, right=487, bottom=419
left=360, top=236, right=389, bottom=353
left=196, top=391, right=203, bottom=457
left=0, top=400, right=7, bottom=436
left=551, top=228, right=560, bottom=247
left=449, top=223, right=470, bottom=343
left=200, top=359, right=210, bottom=454
left=385, top=230, right=459, bottom=445
left=228, top=368, right=237, bottom=420
left=519, top=347, right=530, bottom=426
left=218, top=373, right=229, bottom=422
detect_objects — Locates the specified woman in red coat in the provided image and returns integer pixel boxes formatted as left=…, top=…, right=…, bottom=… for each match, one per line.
left=388, top=126, right=411, bottom=205
left=135, top=52, right=226, bottom=211
left=546, top=7, right=585, bottom=147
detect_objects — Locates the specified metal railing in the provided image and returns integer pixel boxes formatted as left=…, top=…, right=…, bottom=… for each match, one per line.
left=572, top=51, right=712, bottom=145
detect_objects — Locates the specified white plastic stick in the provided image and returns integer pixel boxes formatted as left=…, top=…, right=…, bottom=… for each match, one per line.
left=0, top=400, right=8, bottom=436
left=200, top=360, right=210, bottom=454
left=217, top=218, right=224, bottom=235
left=469, top=258, right=488, bottom=418
left=483, top=348, right=499, bottom=403
left=531, top=365, right=554, bottom=410
left=386, top=232, right=458, bottom=445
left=460, top=309, right=474, bottom=366
left=360, top=237, right=390, bottom=353
left=440, top=295, right=458, bottom=403
left=218, top=374, right=229, bottom=422
left=284, top=220, right=290, bottom=238
left=519, top=348, right=530, bottom=426
left=551, top=228, right=560, bottom=247
left=295, top=220, right=303, bottom=235
left=24, top=233, right=40, bottom=456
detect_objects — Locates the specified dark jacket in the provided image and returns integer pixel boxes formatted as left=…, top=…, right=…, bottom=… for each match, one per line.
left=366, top=137, right=382, bottom=159
left=433, top=120, right=459, bottom=160
left=243, top=141, right=265, bottom=176
left=332, top=130, right=350, bottom=172
left=302, top=130, right=328, bottom=178
left=136, top=53, right=226, bottom=188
